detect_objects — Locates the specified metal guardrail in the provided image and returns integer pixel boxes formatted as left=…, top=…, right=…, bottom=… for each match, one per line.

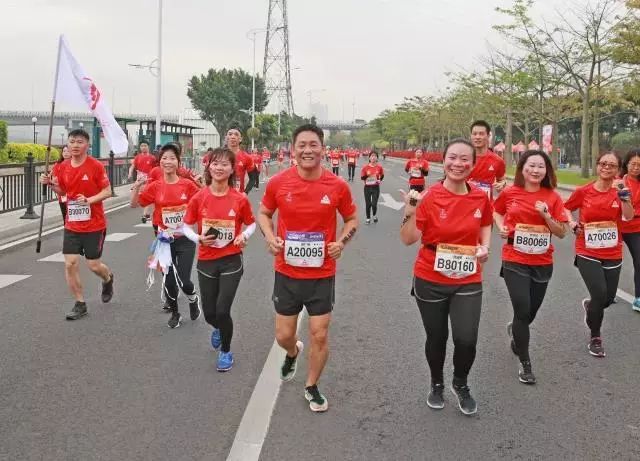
left=0, top=154, right=196, bottom=217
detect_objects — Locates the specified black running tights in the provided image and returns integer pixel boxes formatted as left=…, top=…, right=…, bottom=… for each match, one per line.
left=363, top=185, right=380, bottom=219
left=165, top=237, right=197, bottom=312
left=576, top=255, right=621, bottom=338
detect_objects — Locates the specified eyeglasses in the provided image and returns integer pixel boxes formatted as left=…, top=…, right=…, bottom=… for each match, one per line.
left=597, top=162, right=618, bottom=169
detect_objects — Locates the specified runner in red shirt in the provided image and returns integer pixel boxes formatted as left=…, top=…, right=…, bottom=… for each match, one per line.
left=131, top=143, right=201, bottom=327
left=258, top=124, right=358, bottom=412
left=277, top=149, right=285, bottom=172
left=564, top=152, right=633, bottom=357
left=182, top=147, right=257, bottom=372
left=404, top=149, right=429, bottom=192
left=40, top=129, right=114, bottom=321
left=251, top=149, right=263, bottom=190
left=493, top=150, right=568, bottom=384
left=468, top=120, right=506, bottom=199
left=400, top=138, right=491, bottom=415
left=262, top=147, right=271, bottom=179
left=128, top=142, right=157, bottom=223
left=346, top=150, right=358, bottom=181
left=329, top=149, right=342, bottom=176
left=50, top=144, right=71, bottom=221
left=360, top=151, right=384, bottom=224
left=620, top=149, right=640, bottom=311
left=224, top=128, right=256, bottom=193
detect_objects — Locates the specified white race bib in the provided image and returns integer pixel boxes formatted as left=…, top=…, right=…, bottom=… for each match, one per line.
left=365, top=175, right=378, bottom=186
left=410, top=167, right=422, bottom=178
left=348, top=158, right=355, bottom=164
left=202, top=218, right=235, bottom=248
left=471, top=181, right=491, bottom=198
left=136, top=171, right=148, bottom=181
left=434, top=243, right=477, bottom=279
left=162, top=205, right=187, bottom=229
left=584, top=221, right=618, bottom=249
left=285, top=231, right=325, bottom=268
left=513, top=224, right=551, bottom=254
left=331, top=159, right=339, bottom=166
left=67, top=201, right=91, bottom=222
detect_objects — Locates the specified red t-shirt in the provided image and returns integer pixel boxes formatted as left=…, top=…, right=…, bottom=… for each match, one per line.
left=51, top=160, right=69, bottom=203
left=468, top=151, right=506, bottom=197
left=620, top=175, right=640, bottom=234
left=329, top=152, right=342, bottom=167
left=261, top=168, right=357, bottom=279
left=361, top=164, right=384, bottom=186
left=57, top=156, right=111, bottom=233
left=138, top=178, right=200, bottom=230
left=183, top=187, right=255, bottom=261
left=414, top=182, right=493, bottom=285
left=262, top=151, right=271, bottom=162
left=405, top=159, right=429, bottom=186
left=494, top=186, right=567, bottom=265
left=564, top=182, right=624, bottom=260
left=133, top=153, right=156, bottom=177
left=234, top=151, right=255, bottom=192
left=347, top=152, right=358, bottom=165
left=251, top=153, right=263, bottom=172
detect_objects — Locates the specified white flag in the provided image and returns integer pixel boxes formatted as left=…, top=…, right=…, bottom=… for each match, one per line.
left=55, top=35, right=129, bottom=155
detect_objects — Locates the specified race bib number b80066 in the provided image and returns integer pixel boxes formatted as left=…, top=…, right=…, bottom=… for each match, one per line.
left=434, top=243, right=477, bottom=279
left=285, top=231, right=325, bottom=268
left=584, top=221, right=618, bottom=249
left=513, top=224, right=550, bottom=254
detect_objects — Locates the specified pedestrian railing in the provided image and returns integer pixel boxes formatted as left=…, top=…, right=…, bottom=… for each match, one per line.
left=0, top=153, right=197, bottom=218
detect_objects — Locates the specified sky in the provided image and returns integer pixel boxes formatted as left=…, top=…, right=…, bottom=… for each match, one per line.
left=1, top=0, right=572, bottom=122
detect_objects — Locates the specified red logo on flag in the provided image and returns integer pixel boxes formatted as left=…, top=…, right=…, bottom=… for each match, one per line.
left=81, top=77, right=101, bottom=110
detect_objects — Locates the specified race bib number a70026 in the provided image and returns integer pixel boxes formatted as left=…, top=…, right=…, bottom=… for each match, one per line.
left=584, top=221, right=618, bottom=249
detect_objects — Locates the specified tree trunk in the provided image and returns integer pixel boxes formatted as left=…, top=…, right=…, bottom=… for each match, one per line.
left=551, top=119, right=559, bottom=169
left=591, top=106, right=600, bottom=176
left=580, top=90, right=591, bottom=178
left=524, top=117, right=530, bottom=145
left=505, top=107, right=513, bottom=169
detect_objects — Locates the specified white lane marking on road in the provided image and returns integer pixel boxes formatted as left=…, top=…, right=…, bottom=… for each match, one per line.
left=379, top=193, right=404, bottom=211
left=616, top=289, right=635, bottom=305
left=0, top=274, right=31, bottom=289
left=38, top=251, right=65, bottom=262
left=0, top=203, right=131, bottom=253
left=105, top=232, right=137, bottom=242
left=227, top=313, right=305, bottom=461
left=134, top=222, right=153, bottom=228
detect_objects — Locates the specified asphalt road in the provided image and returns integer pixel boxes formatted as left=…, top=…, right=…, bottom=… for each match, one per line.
left=1, top=159, right=639, bottom=461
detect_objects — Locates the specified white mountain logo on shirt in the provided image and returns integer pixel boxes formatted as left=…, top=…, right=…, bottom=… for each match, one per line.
left=321, top=195, right=331, bottom=205
left=488, top=165, right=494, bottom=171
left=81, top=174, right=89, bottom=181
left=228, top=209, right=236, bottom=217
left=474, top=209, right=482, bottom=218
left=180, top=193, right=187, bottom=200
left=612, top=201, right=619, bottom=208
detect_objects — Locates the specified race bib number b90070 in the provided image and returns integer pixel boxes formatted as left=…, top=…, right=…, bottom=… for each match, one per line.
left=67, top=201, right=91, bottom=222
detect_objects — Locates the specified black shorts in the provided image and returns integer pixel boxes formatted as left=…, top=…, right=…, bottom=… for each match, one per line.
left=62, top=229, right=106, bottom=260
left=272, top=272, right=335, bottom=316
left=409, top=184, right=425, bottom=193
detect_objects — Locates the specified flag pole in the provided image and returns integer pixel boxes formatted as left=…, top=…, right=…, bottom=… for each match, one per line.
left=36, top=35, right=63, bottom=253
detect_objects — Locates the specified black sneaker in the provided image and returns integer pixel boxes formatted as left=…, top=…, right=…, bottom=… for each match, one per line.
left=450, top=382, right=477, bottom=416
left=518, top=361, right=536, bottom=384
left=141, top=214, right=149, bottom=224
left=427, top=383, right=445, bottom=410
left=101, top=273, right=114, bottom=303
left=304, top=384, right=329, bottom=412
left=168, top=311, right=182, bottom=329
left=66, top=301, right=88, bottom=320
left=373, top=216, right=378, bottom=223
left=280, top=340, right=304, bottom=382
left=588, top=337, right=606, bottom=357
left=189, top=295, right=201, bottom=321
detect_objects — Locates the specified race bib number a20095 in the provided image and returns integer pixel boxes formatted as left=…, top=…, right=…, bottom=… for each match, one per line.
left=285, top=231, right=325, bottom=268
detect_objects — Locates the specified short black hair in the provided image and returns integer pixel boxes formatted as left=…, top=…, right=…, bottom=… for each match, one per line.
left=470, top=120, right=491, bottom=134
left=160, top=142, right=182, bottom=162
left=292, top=124, right=324, bottom=145
left=68, top=129, right=90, bottom=141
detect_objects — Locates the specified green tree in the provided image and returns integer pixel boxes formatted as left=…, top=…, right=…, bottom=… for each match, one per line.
left=0, top=120, right=7, bottom=150
left=187, top=68, right=269, bottom=136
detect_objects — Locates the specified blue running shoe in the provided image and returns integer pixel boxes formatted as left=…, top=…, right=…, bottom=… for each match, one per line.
left=217, top=351, right=234, bottom=372
left=211, top=328, right=221, bottom=350
left=633, top=298, right=640, bottom=313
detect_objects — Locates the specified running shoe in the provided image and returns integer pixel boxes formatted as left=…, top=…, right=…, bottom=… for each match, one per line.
left=304, top=385, right=329, bottom=412
left=373, top=216, right=378, bottom=223
left=66, top=301, right=87, bottom=320
left=280, top=340, right=304, bottom=382
left=450, top=382, right=477, bottom=416
left=427, top=383, right=445, bottom=410
left=582, top=299, right=590, bottom=329
left=217, top=351, right=234, bottom=372
left=141, top=214, right=150, bottom=224
left=101, top=273, right=114, bottom=303
left=518, top=361, right=536, bottom=385
left=633, top=298, right=640, bottom=313
left=211, top=328, right=221, bottom=350
left=588, top=337, right=606, bottom=357
left=168, top=311, right=181, bottom=329
left=189, top=294, right=201, bottom=321
left=365, top=218, right=371, bottom=225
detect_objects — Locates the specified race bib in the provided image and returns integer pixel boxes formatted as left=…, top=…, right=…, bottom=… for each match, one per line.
left=67, top=200, right=91, bottom=222
left=410, top=167, right=422, bottom=178
left=471, top=181, right=491, bottom=198
left=162, top=205, right=187, bottom=229
left=136, top=171, right=148, bottom=181
left=285, top=231, right=325, bottom=268
left=434, top=243, right=477, bottom=279
left=584, top=221, right=618, bottom=249
left=331, top=159, right=339, bottom=166
left=202, top=218, right=235, bottom=248
left=365, top=175, right=378, bottom=186
left=513, top=224, right=550, bottom=254
left=348, top=158, right=355, bottom=164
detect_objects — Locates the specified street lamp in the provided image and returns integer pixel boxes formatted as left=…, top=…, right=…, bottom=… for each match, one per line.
left=129, top=0, right=162, bottom=148
left=31, top=116, right=37, bottom=143
left=247, top=28, right=268, bottom=151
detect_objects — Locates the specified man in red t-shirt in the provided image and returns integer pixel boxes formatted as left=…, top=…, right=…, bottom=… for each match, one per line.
left=329, top=149, right=342, bottom=176
left=346, top=150, right=358, bottom=181
left=40, top=129, right=114, bottom=320
left=405, top=149, right=430, bottom=192
left=258, top=124, right=358, bottom=413
left=468, top=120, right=506, bottom=199
left=262, top=147, right=271, bottom=179
left=128, top=142, right=157, bottom=223
left=225, top=128, right=256, bottom=193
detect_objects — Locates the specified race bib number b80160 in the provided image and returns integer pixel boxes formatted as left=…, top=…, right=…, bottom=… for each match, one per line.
left=584, top=221, right=618, bottom=249
left=285, top=231, right=325, bottom=268
left=434, top=243, right=477, bottom=279
left=513, top=224, right=550, bottom=254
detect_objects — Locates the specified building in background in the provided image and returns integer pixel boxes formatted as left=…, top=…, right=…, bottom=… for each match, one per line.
left=310, top=102, right=328, bottom=121
left=180, top=109, right=220, bottom=153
